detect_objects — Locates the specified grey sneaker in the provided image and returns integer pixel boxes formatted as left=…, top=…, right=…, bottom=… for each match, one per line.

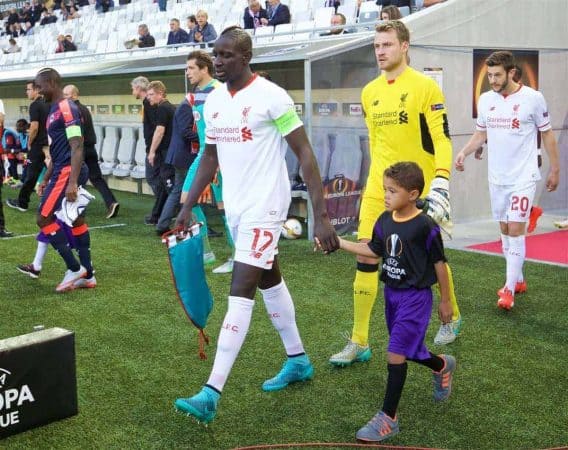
left=433, top=314, right=462, bottom=345
left=356, top=410, right=399, bottom=442
left=329, top=337, right=372, bottom=367
left=433, top=354, right=456, bottom=401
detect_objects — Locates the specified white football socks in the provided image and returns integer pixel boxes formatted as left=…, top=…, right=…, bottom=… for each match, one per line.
left=261, top=279, right=305, bottom=356
left=32, top=241, right=49, bottom=271
left=500, top=233, right=509, bottom=257
left=505, top=235, right=526, bottom=293
left=206, top=296, right=254, bottom=392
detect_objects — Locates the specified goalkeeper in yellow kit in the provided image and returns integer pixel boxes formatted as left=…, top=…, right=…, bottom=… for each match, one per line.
left=330, top=20, right=462, bottom=366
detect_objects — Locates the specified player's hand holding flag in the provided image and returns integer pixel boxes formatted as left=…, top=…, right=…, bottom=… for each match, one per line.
left=424, top=177, right=453, bottom=238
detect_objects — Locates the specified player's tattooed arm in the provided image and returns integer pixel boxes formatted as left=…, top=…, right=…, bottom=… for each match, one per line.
left=66, top=135, right=84, bottom=202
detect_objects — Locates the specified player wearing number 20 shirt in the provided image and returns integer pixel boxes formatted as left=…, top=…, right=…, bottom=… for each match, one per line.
left=455, top=51, right=560, bottom=311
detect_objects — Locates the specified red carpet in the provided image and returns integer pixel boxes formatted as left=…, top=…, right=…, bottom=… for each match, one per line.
left=467, top=230, right=568, bottom=265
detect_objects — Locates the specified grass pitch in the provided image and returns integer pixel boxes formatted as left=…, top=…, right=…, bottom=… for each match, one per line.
left=1, top=190, right=567, bottom=450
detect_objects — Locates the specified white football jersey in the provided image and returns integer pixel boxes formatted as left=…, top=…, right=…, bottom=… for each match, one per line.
left=205, top=75, right=302, bottom=226
left=476, top=85, right=551, bottom=186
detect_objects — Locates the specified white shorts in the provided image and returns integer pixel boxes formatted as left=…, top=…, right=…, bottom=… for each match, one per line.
left=230, top=221, right=282, bottom=270
left=489, top=182, right=536, bottom=223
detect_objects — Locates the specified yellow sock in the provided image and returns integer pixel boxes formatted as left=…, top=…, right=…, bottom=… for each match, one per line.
left=351, top=269, right=378, bottom=346
left=446, top=263, right=460, bottom=321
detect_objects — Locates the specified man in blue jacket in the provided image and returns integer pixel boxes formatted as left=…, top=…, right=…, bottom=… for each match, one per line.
left=262, top=0, right=290, bottom=26
left=244, top=0, right=268, bottom=30
left=167, top=18, right=189, bottom=46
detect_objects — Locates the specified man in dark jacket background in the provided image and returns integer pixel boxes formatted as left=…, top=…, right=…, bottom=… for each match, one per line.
left=63, top=84, right=120, bottom=218
left=155, top=89, right=199, bottom=234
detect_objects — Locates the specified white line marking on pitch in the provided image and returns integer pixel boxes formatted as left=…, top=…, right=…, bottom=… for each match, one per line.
left=2, top=223, right=127, bottom=240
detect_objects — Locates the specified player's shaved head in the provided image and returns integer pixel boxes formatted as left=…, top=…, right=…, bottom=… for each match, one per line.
left=384, top=162, right=425, bottom=196
left=63, top=84, right=79, bottom=99
left=35, top=67, right=61, bottom=101
left=219, top=26, right=253, bottom=61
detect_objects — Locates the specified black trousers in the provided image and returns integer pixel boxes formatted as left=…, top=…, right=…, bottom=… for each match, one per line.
left=149, top=153, right=173, bottom=221
left=84, top=145, right=117, bottom=208
left=17, top=145, right=46, bottom=209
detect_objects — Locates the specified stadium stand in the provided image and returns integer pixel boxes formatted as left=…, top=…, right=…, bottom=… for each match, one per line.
left=0, top=0, right=422, bottom=69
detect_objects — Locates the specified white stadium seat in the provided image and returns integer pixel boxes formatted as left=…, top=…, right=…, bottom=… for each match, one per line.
left=112, top=127, right=137, bottom=177
left=99, top=126, right=120, bottom=176
left=130, top=128, right=147, bottom=179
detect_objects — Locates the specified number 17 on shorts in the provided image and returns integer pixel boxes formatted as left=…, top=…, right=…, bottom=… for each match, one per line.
left=233, top=222, right=282, bottom=270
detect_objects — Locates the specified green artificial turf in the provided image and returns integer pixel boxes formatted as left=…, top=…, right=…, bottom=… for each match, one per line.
left=1, top=189, right=567, bottom=450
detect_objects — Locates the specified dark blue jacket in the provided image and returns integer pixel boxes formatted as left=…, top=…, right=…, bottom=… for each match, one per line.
left=165, top=98, right=199, bottom=169
left=167, top=28, right=190, bottom=45
left=243, top=6, right=268, bottom=29
left=267, top=3, right=290, bottom=26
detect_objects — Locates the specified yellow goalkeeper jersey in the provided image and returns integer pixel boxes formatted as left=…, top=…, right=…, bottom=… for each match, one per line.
left=361, top=66, right=452, bottom=186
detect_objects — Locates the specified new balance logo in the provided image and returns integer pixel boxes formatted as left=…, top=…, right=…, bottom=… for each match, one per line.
left=241, top=127, right=253, bottom=142
left=398, top=111, right=408, bottom=124
left=212, top=112, right=219, bottom=119
left=511, top=118, right=520, bottom=129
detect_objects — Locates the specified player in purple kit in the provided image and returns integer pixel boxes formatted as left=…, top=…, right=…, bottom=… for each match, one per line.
left=34, top=68, right=94, bottom=292
left=320, top=161, right=455, bottom=443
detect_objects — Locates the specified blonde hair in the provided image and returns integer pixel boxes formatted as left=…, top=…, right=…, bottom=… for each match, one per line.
left=375, top=20, right=410, bottom=43
left=148, top=80, right=167, bottom=96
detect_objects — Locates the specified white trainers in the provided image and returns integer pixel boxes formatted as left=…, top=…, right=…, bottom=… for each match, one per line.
left=203, top=252, right=216, bottom=266
left=56, top=266, right=87, bottom=293
left=212, top=258, right=233, bottom=274
left=329, top=338, right=372, bottom=367
left=73, top=276, right=97, bottom=289
left=433, top=315, right=462, bottom=345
